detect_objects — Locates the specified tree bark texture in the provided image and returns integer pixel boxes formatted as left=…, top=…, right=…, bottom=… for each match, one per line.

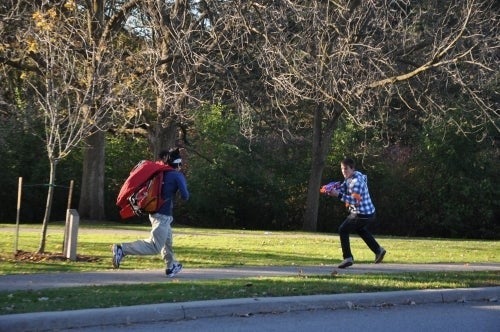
left=78, top=131, right=106, bottom=220
left=37, top=159, right=56, bottom=253
left=302, top=104, right=340, bottom=231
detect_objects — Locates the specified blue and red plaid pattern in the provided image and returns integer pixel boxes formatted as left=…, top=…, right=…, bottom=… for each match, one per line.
left=339, top=171, right=375, bottom=214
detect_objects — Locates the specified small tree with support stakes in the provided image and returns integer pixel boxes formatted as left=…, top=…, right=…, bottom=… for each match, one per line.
left=23, top=7, right=116, bottom=253
left=14, top=177, right=75, bottom=256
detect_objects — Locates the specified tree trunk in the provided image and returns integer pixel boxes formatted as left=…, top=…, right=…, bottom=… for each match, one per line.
left=78, top=131, right=106, bottom=220
left=37, top=159, right=56, bottom=253
left=302, top=104, right=340, bottom=231
left=148, top=119, right=177, bottom=158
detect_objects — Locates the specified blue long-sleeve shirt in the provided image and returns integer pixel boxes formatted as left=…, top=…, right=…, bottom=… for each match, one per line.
left=157, top=170, right=189, bottom=216
left=338, top=171, right=375, bottom=215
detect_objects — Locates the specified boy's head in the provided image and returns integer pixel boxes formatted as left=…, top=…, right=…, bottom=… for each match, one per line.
left=340, top=158, right=355, bottom=179
left=158, top=148, right=182, bottom=168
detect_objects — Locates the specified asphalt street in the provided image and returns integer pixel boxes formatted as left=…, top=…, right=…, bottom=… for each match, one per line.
left=64, top=302, right=500, bottom=332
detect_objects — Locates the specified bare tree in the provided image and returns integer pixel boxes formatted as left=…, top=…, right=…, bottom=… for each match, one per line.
left=230, top=0, right=499, bottom=230
left=25, top=2, right=132, bottom=251
left=75, top=0, right=143, bottom=221
left=1, top=1, right=147, bottom=223
left=0, top=1, right=140, bottom=250
left=125, top=0, right=242, bottom=156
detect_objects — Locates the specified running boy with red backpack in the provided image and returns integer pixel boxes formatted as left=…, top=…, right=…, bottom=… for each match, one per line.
left=113, top=148, right=189, bottom=277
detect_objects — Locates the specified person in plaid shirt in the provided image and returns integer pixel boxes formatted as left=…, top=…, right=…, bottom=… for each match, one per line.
left=325, top=158, right=386, bottom=268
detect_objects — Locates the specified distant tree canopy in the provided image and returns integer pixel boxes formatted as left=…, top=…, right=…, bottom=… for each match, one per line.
left=0, top=1, right=498, bottom=240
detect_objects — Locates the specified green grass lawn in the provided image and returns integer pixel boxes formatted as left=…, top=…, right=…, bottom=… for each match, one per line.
left=0, top=222, right=498, bottom=314
left=1, top=222, right=499, bottom=273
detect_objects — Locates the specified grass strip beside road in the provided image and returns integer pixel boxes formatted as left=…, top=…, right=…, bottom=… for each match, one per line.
left=1, top=271, right=498, bottom=315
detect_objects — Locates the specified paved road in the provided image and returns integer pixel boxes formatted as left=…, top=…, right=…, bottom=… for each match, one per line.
left=0, top=263, right=499, bottom=331
left=66, top=302, right=500, bottom=332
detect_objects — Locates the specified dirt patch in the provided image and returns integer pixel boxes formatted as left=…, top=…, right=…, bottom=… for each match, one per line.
left=13, top=250, right=100, bottom=263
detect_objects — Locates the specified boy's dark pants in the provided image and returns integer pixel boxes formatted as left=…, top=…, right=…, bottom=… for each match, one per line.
left=338, top=212, right=380, bottom=259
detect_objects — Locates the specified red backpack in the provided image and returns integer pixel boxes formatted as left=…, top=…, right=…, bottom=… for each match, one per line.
left=116, top=160, right=173, bottom=219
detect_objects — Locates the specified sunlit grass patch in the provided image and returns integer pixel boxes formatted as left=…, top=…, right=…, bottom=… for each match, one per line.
left=1, top=271, right=497, bottom=315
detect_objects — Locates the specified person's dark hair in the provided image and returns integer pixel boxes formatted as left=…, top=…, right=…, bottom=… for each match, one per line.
left=167, top=148, right=182, bottom=168
left=159, top=147, right=182, bottom=168
left=341, top=158, right=355, bottom=169
left=158, top=149, right=170, bottom=160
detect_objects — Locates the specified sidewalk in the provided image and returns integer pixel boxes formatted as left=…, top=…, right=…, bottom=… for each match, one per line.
left=0, top=263, right=499, bottom=331
left=0, top=263, right=499, bottom=292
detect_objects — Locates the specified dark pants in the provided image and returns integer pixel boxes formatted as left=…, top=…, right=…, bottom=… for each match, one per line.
left=338, top=212, right=380, bottom=259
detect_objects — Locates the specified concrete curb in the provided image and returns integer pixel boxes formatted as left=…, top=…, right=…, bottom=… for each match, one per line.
left=1, top=287, right=498, bottom=332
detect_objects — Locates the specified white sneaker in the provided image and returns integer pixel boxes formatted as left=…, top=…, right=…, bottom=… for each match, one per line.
left=112, top=244, right=124, bottom=268
left=166, top=263, right=183, bottom=277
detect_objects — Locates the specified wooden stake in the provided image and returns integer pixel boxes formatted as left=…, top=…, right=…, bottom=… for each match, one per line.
left=67, top=180, right=74, bottom=210
left=14, top=177, right=22, bottom=255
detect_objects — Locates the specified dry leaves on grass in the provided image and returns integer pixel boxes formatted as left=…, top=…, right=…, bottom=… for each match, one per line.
left=13, top=250, right=100, bottom=262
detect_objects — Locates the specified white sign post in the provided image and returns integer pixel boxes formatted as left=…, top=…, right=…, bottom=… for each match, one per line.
left=63, top=209, right=79, bottom=261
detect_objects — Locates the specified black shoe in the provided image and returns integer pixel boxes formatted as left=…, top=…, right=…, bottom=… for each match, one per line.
left=338, top=257, right=353, bottom=269
left=375, top=248, right=386, bottom=264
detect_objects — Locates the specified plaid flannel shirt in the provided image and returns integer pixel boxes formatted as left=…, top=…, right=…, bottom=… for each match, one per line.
left=339, top=171, right=375, bottom=214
